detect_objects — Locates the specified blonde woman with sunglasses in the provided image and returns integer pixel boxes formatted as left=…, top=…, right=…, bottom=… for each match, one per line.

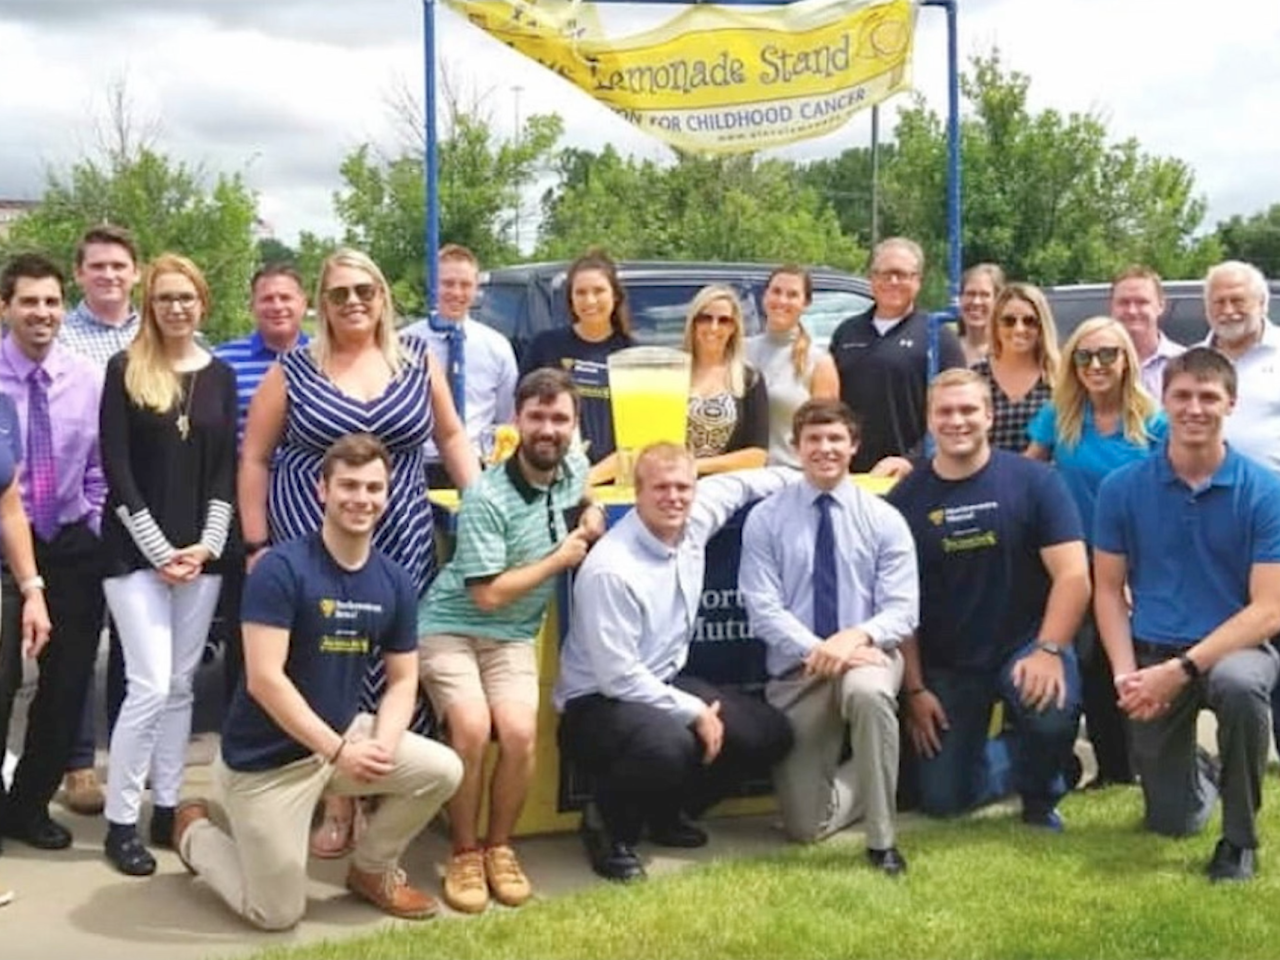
left=1026, top=316, right=1165, bottom=790
left=239, top=248, right=475, bottom=858
left=972, top=283, right=1059, bottom=453
left=680, top=285, right=768, bottom=475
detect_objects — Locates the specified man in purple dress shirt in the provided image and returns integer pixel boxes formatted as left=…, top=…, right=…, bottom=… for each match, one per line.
left=0, top=253, right=109, bottom=850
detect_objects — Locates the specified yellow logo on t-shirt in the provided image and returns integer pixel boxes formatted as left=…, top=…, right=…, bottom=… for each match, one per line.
left=928, top=509, right=945, bottom=527
left=319, top=598, right=336, bottom=618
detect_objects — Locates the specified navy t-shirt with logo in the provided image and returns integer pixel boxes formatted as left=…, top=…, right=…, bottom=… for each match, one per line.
left=221, top=532, right=418, bottom=772
left=887, top=450, right=1083, bottom=672
left=521, top=327, right=632, bottom=464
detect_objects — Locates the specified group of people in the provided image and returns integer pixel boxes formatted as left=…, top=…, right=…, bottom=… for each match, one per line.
left=0, top=223, right=1277, bottom=929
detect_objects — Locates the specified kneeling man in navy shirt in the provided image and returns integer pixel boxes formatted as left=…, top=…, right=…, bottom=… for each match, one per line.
left=173, top=434, right=463, bottom=929
left=1094, top=347, right=1280, bottom=882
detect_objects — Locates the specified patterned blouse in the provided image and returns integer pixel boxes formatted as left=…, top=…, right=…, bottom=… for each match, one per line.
left=973, top=358, right=1051, bottom=453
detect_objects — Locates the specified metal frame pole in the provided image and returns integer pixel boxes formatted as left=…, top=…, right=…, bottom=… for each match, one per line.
left=423, top=0, right=440, bottom=314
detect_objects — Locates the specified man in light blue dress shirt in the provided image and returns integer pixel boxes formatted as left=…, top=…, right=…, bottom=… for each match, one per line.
left=554, top=447, right=793, bottom=882
left=740, top=399, right=917, bottom=876
left=400, top=244, right=517, bottom=486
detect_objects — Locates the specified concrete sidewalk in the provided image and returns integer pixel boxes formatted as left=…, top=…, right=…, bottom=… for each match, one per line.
left=0, top=765, right=795, bottom=960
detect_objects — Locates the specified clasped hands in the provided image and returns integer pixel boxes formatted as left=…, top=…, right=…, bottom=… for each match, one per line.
left=1114, top=659, right=1187, bottom=721
left=803, top=628, right=887, bottom=679
left=159, top=543, right=213, bottom=585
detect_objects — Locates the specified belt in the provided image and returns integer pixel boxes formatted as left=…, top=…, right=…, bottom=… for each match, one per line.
left=1132, top=639, right=1191, bottom=660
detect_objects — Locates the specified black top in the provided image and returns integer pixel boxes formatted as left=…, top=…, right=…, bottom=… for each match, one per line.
left=100, top=352, right=238, bottom=578
left=520, top=327, right=633, bottom=464
left=222, top=532, right=418, bottom=772
left=687, top=365, right=769, bottom=457
left=829, top=307, right=966, bottom=471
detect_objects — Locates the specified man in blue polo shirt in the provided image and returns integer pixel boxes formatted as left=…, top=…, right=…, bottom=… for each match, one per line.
left=888, top=368, right=1090, bottom=829
left=171, top=434, right=462, bottom=929
left=212, top=263, right=310, bottom=701
left=1094, top=347, right=1280, bottom=883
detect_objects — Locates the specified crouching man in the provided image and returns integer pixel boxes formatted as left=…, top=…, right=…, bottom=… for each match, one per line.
left=174, top=434, right=462, bottom=929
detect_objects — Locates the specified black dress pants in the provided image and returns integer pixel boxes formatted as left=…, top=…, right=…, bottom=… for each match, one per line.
left=0, top=520, right=105, bottom=826
left=559, top=674, right=793, bottom=844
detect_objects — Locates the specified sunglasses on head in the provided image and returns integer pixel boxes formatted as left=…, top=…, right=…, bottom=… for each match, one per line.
left=323, top=283, right=379, bottom=307
left=1073, top=346, right=1121, bottom=367
left=998, top=313, right=1039, bottom=329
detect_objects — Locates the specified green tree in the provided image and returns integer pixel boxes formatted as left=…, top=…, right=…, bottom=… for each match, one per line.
left=332, top=97, right=563, bottom=317
left=798, top=143, right=899, bottom=249
left=538, top=150, right=865, bottom=269
left=1216, top=204, right=1280, bottom=276
left=875, top=50, right=1220, bottom=302
left=2, top=83, right=258, bottom=344
left=257, top=236, right=296, bottom=267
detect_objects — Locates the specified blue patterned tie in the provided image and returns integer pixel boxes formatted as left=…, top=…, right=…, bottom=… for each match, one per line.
left=813, top=493, right=839, bottom=639
left=26, top=366, right=59, bottom=542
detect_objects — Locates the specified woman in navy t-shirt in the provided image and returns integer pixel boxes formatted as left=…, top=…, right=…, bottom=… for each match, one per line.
left=520, top=250, right=633, bottom=483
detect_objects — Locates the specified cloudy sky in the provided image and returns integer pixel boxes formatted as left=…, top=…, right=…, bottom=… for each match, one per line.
left=2, top=0, right=1277, bottom=247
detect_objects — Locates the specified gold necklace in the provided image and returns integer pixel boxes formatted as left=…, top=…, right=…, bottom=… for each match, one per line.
left=176, top=370, right=200, bottom=440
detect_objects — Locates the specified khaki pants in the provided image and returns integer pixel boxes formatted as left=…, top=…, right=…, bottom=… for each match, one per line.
left=182, top=714, right=462, bottom=931
left=766, top=652, right=903, bottom=849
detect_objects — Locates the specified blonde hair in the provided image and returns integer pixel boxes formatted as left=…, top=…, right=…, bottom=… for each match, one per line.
left=928, top=367, right=992, bottom=412
left=125, top=253, right=209, bottom=413
left=990, top=282, right=1060, bottom=383
left=681, top=285, right=748, bottom=396
left=311, top=248, right=407, bottom=376
left=1053, top=316, right=1157, bottom=448
left=634, top=442, right=696, bottom=490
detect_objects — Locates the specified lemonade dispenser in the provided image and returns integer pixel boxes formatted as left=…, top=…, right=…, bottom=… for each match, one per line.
left=607, top=346, right=692, bottom=487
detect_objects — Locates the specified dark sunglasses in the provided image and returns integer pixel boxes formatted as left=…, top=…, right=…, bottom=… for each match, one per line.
left=323, top=283, right=379, bottom=307
left=998, top=313, right=1039, bottom=329
left=1072, top=346, right=1121, bottom=367
left=694, top=312, right=735, bottom=327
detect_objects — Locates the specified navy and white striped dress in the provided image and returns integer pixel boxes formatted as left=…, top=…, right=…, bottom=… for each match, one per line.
left=268, top=335, right=436, bottom=714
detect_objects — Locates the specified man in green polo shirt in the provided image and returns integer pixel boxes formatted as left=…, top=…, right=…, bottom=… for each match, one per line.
left=419, top=368, right=603, bottom=914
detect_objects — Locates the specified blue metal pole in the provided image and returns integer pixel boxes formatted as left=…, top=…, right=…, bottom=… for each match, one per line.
left=423, top=0, right=440, bottom=313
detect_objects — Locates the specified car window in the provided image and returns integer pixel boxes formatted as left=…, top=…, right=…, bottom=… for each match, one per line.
left=803, top=290, right=874, bottom=349
left=472, top=283, right=526, bottom=340
left=626, top=282, right=759, bottom=347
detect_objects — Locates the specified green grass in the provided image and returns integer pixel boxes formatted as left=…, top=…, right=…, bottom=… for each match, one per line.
left=245, top=783, right=1280, bottom=960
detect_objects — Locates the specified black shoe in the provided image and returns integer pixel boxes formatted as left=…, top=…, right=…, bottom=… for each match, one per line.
left=580, top=803, right=646, bottom=882
left=648, top=813, right=708, bottom=849
left=150, top=806, right=176, bottom=849
left=2, top=815, right=72, bottom=851
left=1206, top=838, right=1255, bottom=883
left=105, top=826, right=157, bottom=877
left=867, top=846, right=907, bottom=877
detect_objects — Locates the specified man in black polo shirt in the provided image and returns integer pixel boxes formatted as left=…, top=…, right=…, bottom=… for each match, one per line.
left=830, top=238, right=966, bottom=472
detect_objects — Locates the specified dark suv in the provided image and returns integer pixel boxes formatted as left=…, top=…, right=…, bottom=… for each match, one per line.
left=473, top=260, right=873, bottom=361
left=1044, top=280, right=1280, bottom=346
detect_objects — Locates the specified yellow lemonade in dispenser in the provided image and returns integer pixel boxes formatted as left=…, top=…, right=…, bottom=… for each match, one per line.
left=608, top=347, right=691, bottom=486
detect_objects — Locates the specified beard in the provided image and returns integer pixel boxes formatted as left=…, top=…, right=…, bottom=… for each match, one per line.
left=520, top=436, right=568, bottom=472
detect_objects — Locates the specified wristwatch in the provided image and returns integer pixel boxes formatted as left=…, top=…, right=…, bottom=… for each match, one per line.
left=1035, top=640, right=1064, bottom=657
left=1177, top=652, right=1201, bottom=680
left=19, top=575, right=46, bottom=596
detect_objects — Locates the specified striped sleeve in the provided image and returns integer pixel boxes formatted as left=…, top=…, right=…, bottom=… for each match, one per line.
left=199, top=499, right=234, bottom=560
left=115, top=505, right=177, bottom=568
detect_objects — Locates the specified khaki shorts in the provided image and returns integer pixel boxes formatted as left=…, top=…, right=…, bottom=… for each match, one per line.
left=419, top=634, right=539, bottom=714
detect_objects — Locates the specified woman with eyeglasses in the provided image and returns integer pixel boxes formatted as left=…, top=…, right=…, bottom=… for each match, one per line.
left=679, top=285, right=768, bottom=475
left=972, top=282, right=1058, bottom=453
left=1026, top=316, right=1165, bottom=791
left=745, top=265, right=839, bottom=468
left=99, top=254, right=238, bottom=876
left=521, top=249, right=634, bottom=484
left=958, top=263, right=1006, bottom=367
left=239, top=248, right=475, bottom=858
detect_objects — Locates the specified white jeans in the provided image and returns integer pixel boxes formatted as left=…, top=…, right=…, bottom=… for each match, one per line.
left=103, top=570, right=222, bottom=825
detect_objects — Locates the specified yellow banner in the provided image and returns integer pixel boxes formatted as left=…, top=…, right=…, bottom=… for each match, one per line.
left=445, top=0, right=917, bottom=154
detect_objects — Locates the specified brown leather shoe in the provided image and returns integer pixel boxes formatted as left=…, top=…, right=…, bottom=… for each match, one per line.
left=347, top=865, right=439, bottom=920
left=63, top=769, right=105, bottom=816
left=173, top=800, right=210, bottom=874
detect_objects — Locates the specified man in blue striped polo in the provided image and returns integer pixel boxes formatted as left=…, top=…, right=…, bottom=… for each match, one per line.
left=213, top=263, right=310, bottom=700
